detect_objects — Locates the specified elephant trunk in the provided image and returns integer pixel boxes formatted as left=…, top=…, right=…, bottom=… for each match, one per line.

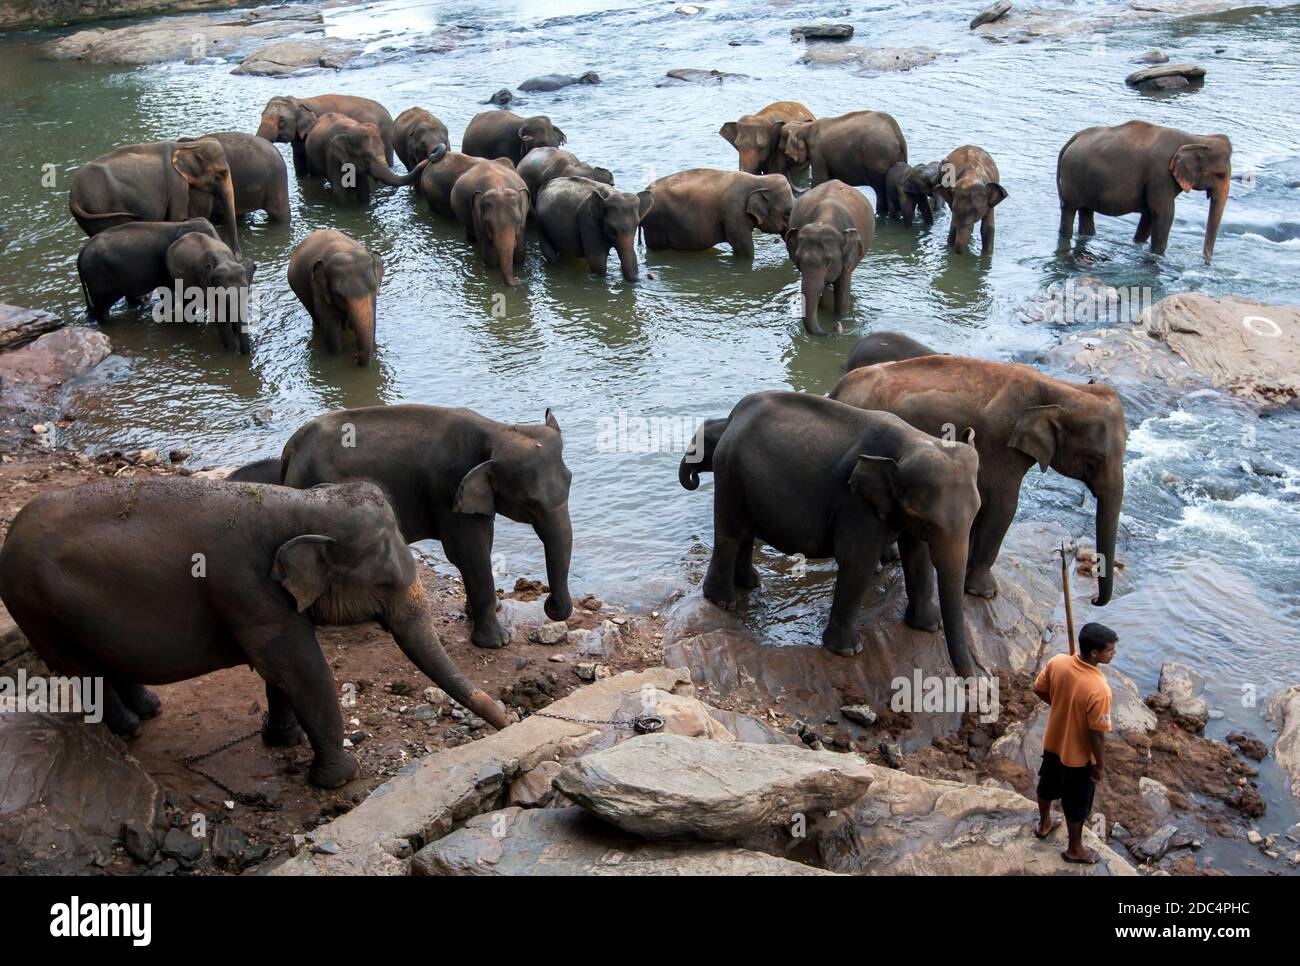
left=345, top=295, right=376, bottom=366
left=255, top=118, right=278, bottom=142
left=371, top=157, right=426, bottom=187
left=1091, top=485, right=1122, bottom=606
left=494, top=229, right=519, bottom=286
left=535, top=507, right=573, bottom=622
left=800, top=269, right=828, bottom=334
left=1203, top=179, right=1228, bottom=261
left=934, top=540, right=976, bottom=677
left=387, top=585, right=509, bottom=730
left=615, top=235, right=639, bottom=282
left=737, top=149, right=762, bottom=175
left=951, top=221, right=973, bottom=256
left=219, top=179, right=241, bottom=255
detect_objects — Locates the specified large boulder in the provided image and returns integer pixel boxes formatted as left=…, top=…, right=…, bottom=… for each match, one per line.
left=1125, top=63, right=1205, bottom=92
left=0, top=304, right=62, bottom=351
left=553, top=733, right=876, bottom=840
left=232, top=39, right=362, bottom=75
left=0, top=712, right=165, bottom=873
left=1157, top=662, right=1209, bottom=733
left=0, top=325, right=111, bottom=411
left=815, top=764, right=1136, bottom=875
left=411, top=806, right=836, bottom=876
left=1267, top=685, right=1300, bottom=805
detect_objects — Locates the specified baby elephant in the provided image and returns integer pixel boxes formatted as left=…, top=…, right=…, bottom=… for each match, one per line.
left=450, top=158, right=531, bottom=286
left=304, top=113, right=428, bottom=205
left=938, top=145, right=1006, bottom=254
left=682, top=390, right=981, bottom=674
left=77, top=218, right=218, bottom=323
left=883, top=161, right=944, bottom=226
left=785, top=180, right=874, bottom=334
left=392, top=107, right=450, bottom=173
left=163, top=231, right=259, bottom=353
left=535, top=177, right=653, bottom=282
left=0, top=477, right=507, bottom=788
left=288, top=229, right=383, bottom=366
left=640, top=169, right=794, bottom=258
left=516, top=147, right=614, bottom=202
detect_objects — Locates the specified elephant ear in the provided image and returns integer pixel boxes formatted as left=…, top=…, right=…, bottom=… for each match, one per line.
left=554, top=126, right=567, bottom=146
left=1170, top=144, right=1209, bottom=193
left=240, top=256, right=258, bottom=283
left=987, top=182, right=1008, bottom=207
left=1008, top=404, right=1062, bottom=473
left=544, top=408, right=561, bottom=433
left=637, top=190, right=655, bottom=221
left=453, top=460, right=496, bottom=516
left=841, top=227, right=864, bottom=264
left=719, top=122, right=738, bottom=145
left=745, top=188, right=772, bottom=225
left=171, top=144, right=205, bottom=184
left=272, top=534, right=337, bottom=613
left=294, top=104, right=318, bottom=141
left=848, top=455, right=897, bottom=521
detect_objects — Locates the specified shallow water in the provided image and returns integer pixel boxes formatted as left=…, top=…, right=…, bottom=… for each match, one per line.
left=1, top=0, right=1299, bottom=862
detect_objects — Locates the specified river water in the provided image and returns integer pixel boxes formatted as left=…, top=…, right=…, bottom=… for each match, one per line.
left=1, top=0, right=1299, bottom=864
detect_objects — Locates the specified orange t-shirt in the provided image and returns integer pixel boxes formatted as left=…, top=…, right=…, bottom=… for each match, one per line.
left=1035, top=653, right=1113, bottom=767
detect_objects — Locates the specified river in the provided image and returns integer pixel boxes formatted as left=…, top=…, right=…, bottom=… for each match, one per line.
left=1, top=0, right=1298, bottom=867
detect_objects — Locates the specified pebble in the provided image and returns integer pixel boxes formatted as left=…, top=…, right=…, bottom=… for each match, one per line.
left=841, top=704, right=878, bottom=726
left=530, top=621, right=569, bottom=645
left=1247, top=829, right=1263, bottom=844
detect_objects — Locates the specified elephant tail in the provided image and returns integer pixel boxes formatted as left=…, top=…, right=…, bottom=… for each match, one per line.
left=69, top=199, right=138, bottom=221
left=679, top=417, right=727, bottom=491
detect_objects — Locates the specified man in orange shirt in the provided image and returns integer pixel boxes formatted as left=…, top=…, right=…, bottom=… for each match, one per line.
left=1032, top=622, right=1117, bottom=864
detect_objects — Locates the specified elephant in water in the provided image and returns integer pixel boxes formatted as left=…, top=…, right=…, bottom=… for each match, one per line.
left=181, top=131, right=290, bottom=223
left=785, top=180, right=873, bottom=334
left=777, top=110, right=908, bottom=202
left=535, top=176, right=653, bottom=281
left=0, top=477, right=507, bottom=788
left=719, top=101, right=816, bottom=178
left=518, top=72, right=600, bottom=92
left=303, top=113, right=429, bottom=205
left=461, top=110, right=566, bottom=166
left=516, top=147, right=613, bottom=202
left=681, top=390, right=981, bottom=673
left=640, top=169, right=794, bottom=258
left=1057, top=119, right=1231, bottom=261
left=76, top=218, right=218, bottom=323
left=288, top=229, right=383, bottom=366
left=69, top=138, right=241, bottom=254
left=937, top=145, right=1006, bottom=255
left=392, top=107, right=450, bottom=172
left=449, top=157, right=531, bottom=286
left=256, top=93, right=395, bottom=176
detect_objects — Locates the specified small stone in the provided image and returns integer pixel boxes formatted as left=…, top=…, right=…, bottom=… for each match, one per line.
left=575, top=662, right=597, bottom=682
left=791, top=23, right=854, bottom=41
left=1136, top=49, right=1169, bottom=64
left=409, top=703, right=437, bottom=721
left=1247, top=829, right=1263, bottom=845
left=136, top=448, right=158, bottom=465
left=121, top=821, right=157, bottom=864
left=160, top=827, right=203, bottom=864
left=1111, top=823, right=1130, bottom=841
left=168, top=448, right=191, bottom=463
left=548, top=653, right=567, bottom=663
left=1138, top=776, right=1171, bottom=816
left=880, top=742, right=905, bottom=768
left=310, top=839, right=340, bottom=855
left=529, top=621, right=568, bottom=645
left=840, top=704, right=877, bottom=727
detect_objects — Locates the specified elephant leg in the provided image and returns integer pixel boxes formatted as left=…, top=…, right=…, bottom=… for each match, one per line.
left=1058, top=205, right=1077, bottom=237
left=899, top=533, right=940, bottom=632
left=117, top=680, right=162, bottom=720
left=1078, top=209, right=1096, bottom=236
left=1148, top=205, right=1173, bottom=255
left=101, top=682, right=143, bottom=738
left=538, top=223, right=561, bottom=264
left=579, top=220, right=609, bottom=275
left=703, top=484, right=749, bottom=609
left=981, top=209, right=995, bottom=253
left=261, top=681, right=305, bottom=746
left=723, top=215, right=756, bottom=259
left=965, top=484, right=1019, bottom=598
left=291, top=140, right=309, bottom=178
left=947, top=221, right=958, bottom=249
left=833, top=274, right=852, bottom=317
left=920, top=199, right=934, bottom=226
left=811, top=158, right=830, bottom=187
left=443, top=520, right=507, bottom=649
left=733, top=536, right=760, bottom=589
left=238, top=621, right=357, bottom=788
left=823, top=523, right=884, bottom=655
left=1134, top=209, right=1152, bottom=244
left=311, top=305, right=344, bottom=354
left=357, top=174, right=372, bottom=207
left=902, top=199, right=915, bottom=227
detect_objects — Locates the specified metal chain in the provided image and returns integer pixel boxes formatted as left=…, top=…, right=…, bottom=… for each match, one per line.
left=182, top=715, right=281, bottom=809
left=531, top=711, right=665, bottom=733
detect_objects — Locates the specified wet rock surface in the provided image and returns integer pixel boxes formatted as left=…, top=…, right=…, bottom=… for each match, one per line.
left=1267, top=685, right=1300, bottom=805
left=970, top=2, right=1013, bottom=29
left=232, top=38, right=363, bottom=75
left=1126, top=63, right=1206, bottom=92
left=0, top=304, right=63, bottom=352
left=791, top=23, right=854, bottom=40
left=799, top=44, right=945, bottom=73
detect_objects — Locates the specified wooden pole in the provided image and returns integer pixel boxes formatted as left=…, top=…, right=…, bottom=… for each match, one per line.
left=1057, top=543, right=1077, bottom=655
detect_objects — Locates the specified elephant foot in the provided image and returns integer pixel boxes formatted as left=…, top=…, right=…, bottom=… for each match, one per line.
left=309, top=752, right=360, bottom=789
left=734, top=565, right=761, bottom=590
left=122, top=683, right=162, bottom=719
left=262, top=718, right=306, bottom=748
left=822, top=624, right=862, bottom=657
left=904, top=603, right=942, bottom=634
left=703, top=583, right=738, bottom=611
left=965, top=570, right=999, bottom=599
left=543, top=594, right=573, bottom=623
left=471, top=618, right=510, bottom=650
left=104, top=703, right=142, bottom=739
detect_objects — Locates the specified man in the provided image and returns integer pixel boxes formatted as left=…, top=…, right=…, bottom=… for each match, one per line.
left=1032, top=622, right=1117, bottom=864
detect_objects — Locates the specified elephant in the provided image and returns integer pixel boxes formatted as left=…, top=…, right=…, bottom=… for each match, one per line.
left=516, top=147, right=613, bottom=202
left=535, top=176, right=653, bottom=282
left=883, top=160, right=944, bottom=226
left=937, top=145, right=1005, bottom=254
left=181, top=132, right=290, bottom=223
left=287, top=229, right=383, bottom=366
left=844, top=330, right=936, bottom=372
left=417, top=150, right=487, bottom=217
left=461, top=110, right=567, bottom=166
left=829, top=350, right=1126, bottom=607
left=640, top=169, right=794, bottom=258
left=266, top=404, right=574, bottom=650
left=256, top=94, right=395, bottom=177
left=777, top=110, right=908, bottom=201
left=77, top=217, right=218, bottom=323
left=449, top=157, right=531, bottom=286
left=163, top=231, right=258, bottom=353
left=303, top=113, right=429, bottom=205
left=225, top=457, right=282, bottom=483
left=719, top=101, right=815, bottom=178
left=0, top=477, right=507, bottom=788
left=680, top=390, right=981, bottom=672
left=1057, top=120, right=1232, bottom=261
left=519, top=72, right=601, bottom=92
left=392, top=107, right=450, bottom=172
left=69, top=138, right=241, bottom=255
left=784, top=180, right=873, bottom=335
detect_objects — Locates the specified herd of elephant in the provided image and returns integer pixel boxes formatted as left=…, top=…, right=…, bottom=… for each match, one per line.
left=12, top=88, right=1223, bottom=787
left=66, top=94, right=1233, bottom=356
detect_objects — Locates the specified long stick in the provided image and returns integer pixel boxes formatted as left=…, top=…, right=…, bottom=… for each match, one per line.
left=1057, top=543, right=1076, bottom=655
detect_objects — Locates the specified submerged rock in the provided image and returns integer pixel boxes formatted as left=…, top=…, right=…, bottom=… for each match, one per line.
left=518, top=72, right=600, bottom=92
left=970, top=2, right=1012, bottom=29
left=800, top=44, right=945, bottom=73
left=553, top=733, right=875, bottom=840
left=1126, top=63, right=1206, bottom=92
left=1157, top=662, right=1209, bottom=733
left=792, top=24, right=854, bottom=41
left=0, top=304, right=62, bottom=351
left=660, top=68, right=752, bottom=85
left=412, top=806, right=836, bottom=875
left=232, top=39, right=362, bottom=76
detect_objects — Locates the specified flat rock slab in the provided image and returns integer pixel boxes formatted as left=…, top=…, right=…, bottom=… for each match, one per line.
left=232, top=39, right=362, bottom=75
left=660, top=68, right=752, bottom=85
left=816, top=764, right=1135, bottom=875
left=412, top=806, right=836, bottom=875
left=0, top=712, right=164, bottom=873
left=1126, top=63, right=1206, bottom=88
left=970, top=2, right=1013, bottom=29
left=0, top=326, right=111, bottom=409
left=971, top=1, right=1237, bottom=43
left=553, top=732, right=875, bottom=840
left=792, top=24, right=854, bottom=40
left=0, top=304, right=63, bottom=352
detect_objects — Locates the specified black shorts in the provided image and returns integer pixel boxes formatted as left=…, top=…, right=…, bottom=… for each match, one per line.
left=1037, top=751, right=1096, bottom=823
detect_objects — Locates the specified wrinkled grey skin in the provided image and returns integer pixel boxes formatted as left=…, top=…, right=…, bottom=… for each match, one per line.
left=303, top=113, right=429, bottom=205
left=844, top=330, right=937, bottom=372
left=266, top=404, right=575, bottom=650
left=392, top=107, right=451, bottom=172
left=256, top=94, right=395, bottom=177
left=640, top=168, right=794, bottom=258
left=462, top=110, right=567, bottom=166
left=0, top=477, right=507, bottom=789
left=417, top=150, right=487, bottom=217
left=181, top=132, right=290, bottom=224
left=519, top=72, right=600, bottom=92
left=535, top=176, right=654, bottom=281
left=883, top=160, right=944, bottom=225
left=77, top=218, right=219, bottom=324
left=164, top=231, right=258, bottom=354
left=287, top=229, right=384, bottom=366
left=516, top=147, right=614, bottom=202
left=449, top=159, right=531, bottom=286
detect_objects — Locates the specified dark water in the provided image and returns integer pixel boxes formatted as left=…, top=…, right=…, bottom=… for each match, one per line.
left=1, top=0, right=1299, bottom=866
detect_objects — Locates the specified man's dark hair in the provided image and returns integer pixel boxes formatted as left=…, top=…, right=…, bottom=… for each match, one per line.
left=1078, top=622, right=1118, bottom=656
